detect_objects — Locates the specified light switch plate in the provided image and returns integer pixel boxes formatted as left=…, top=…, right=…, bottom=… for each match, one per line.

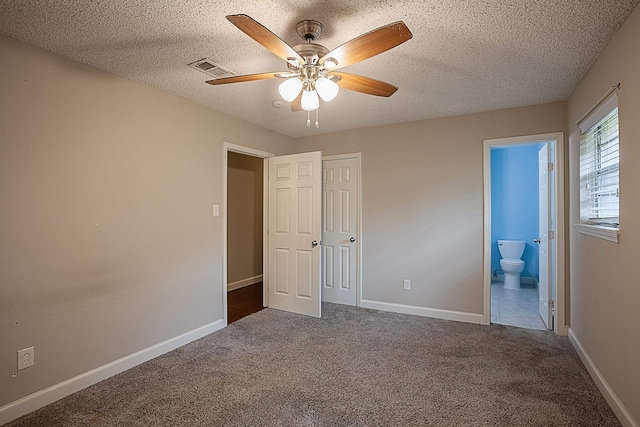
left=213, top=204, right=220, bottom=217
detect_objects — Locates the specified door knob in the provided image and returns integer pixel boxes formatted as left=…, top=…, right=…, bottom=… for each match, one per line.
left=311, top=240, right=319, bottom=248
left=533, top=238, right=541, bottom=244
left=349, top=237, right=356, bottom=243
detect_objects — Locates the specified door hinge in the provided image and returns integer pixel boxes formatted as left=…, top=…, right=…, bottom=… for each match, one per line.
left=549, top=231, right=555, bottom=239
left=548, top=162, right=554, bottom=171
left=549, top=299, right=555, bottom=310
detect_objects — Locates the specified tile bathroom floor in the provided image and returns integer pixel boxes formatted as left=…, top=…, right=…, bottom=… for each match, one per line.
left=491, top=281, right=548, bottom=330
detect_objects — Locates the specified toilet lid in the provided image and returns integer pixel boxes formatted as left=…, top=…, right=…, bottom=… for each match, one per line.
left=500, top=259, right=524, bottom=266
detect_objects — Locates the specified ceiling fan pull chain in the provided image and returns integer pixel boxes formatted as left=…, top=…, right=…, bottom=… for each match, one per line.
left=307, top=110, right=311, bottom=127
left=315, top=108, right=319, bottom=128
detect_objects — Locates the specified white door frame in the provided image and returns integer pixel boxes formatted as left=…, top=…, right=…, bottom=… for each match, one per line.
left=222, top=142, right=274, bottom=325
left=482, top=132, right=566, bottom=336
left=322, top=153, right=363, bottom=307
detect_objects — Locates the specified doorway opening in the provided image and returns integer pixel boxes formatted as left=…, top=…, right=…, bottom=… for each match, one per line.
left=223, top=143, right=273, bottom=325
left=483, top=133, right=566, bottom=335
left=489, top=142, right=550, bottom=330
left=227, top=151, right=264, bottom=323
left=223, top=144, right=324, bottom=320
left=223, top=145, right=363, bottom=322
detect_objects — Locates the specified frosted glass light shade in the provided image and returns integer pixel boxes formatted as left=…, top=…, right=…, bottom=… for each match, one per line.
left=315, top=77, right=339, bottom=102
left=278, top=78, right=303, bottom=102
left=301, top=89, right=320, bottom=111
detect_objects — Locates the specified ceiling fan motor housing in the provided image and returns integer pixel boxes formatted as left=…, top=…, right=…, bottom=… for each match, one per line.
left=296, top=20, right=323, bottom=41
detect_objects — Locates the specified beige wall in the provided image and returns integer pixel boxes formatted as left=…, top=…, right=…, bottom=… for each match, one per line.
left=295, top=102, right=567, bottom=315
left=0, top=34, right=293, bottom=407
left=227, top=152, right=263, bottom=285
left=567, top=4, right=640, bottom=423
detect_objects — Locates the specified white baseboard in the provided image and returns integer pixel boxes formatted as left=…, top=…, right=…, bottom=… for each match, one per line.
left=360, top=299, right=484, bottom=325
left=227, top=275, right=263, bottom=292
left=568, top=328, right=638, bottom=427
left=0, top=319, right=225, bottom=425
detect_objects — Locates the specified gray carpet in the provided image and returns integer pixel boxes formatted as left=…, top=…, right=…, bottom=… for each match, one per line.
left=7, top=303, right=620, bottom=426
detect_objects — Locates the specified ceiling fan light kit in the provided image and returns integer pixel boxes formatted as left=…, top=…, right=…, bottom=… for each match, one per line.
left=301, top=88, right=320, bottom=111
left=315, top=77, right=339, bottom=102
left=206, top=14, right=412, bottom=128
left=278, top=77, right=303, bottom=102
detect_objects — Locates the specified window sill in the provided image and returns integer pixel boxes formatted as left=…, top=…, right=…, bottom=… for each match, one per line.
left=575, top=223, right=619, bottom=243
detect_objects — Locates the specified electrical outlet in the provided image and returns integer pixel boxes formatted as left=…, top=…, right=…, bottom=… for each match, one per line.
left=403, top=279, right=411, bottom=290
left=18, top=347, right=34, bottom=370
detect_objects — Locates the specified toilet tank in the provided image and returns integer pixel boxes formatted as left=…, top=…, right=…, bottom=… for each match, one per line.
left=497, top=240, right=525, bottom=259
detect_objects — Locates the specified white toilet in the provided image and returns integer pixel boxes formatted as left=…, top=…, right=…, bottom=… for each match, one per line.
left=498, top=240, right=525, bottom=290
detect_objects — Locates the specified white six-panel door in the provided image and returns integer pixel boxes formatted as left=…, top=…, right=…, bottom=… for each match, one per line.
left=538, top=144, right=552, bottom=329
left=322, top=157, right=359, bottom=306
left=268, top=152, right=322, bottom=318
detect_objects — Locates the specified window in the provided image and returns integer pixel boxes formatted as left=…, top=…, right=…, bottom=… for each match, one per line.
left=578, top=90, right=619, bottom=232
left=576, top=88, right=620, bottom=242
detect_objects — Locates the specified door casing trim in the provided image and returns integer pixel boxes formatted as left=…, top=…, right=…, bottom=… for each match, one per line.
left=482, top=132, right=566, bottom=335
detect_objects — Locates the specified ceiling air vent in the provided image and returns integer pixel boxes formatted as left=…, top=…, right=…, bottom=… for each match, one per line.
left=188, top=58, right=236, bottom=79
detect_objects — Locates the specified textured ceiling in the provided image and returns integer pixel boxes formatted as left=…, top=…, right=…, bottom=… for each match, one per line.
left=1, top=1, right=638, bottom=137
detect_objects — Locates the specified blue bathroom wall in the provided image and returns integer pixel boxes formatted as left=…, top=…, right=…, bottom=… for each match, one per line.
left=491, top=144, right=542, bottom=281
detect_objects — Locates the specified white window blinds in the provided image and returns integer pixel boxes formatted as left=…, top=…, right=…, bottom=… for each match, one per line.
left=578, top=91, right=619, bottom=225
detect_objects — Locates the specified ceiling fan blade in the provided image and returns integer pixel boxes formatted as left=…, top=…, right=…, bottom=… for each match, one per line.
left=227, top=14, right=304, bottom=66
left=330, top=72, right=398, bottom=97
left=319, top=21, right=412, bottom=69
left=206, top=72, right=280, bottom=85
left=291, top=91, right=303, bottom=112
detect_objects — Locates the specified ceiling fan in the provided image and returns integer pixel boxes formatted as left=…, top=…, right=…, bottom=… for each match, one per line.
left=206, top=14, right=413, bottom=127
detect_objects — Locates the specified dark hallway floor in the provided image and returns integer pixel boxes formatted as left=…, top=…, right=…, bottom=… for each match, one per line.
left=227, top=282, right=264, bottom=324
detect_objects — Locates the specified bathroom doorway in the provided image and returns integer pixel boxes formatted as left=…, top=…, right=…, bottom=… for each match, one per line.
left=482, top=133, right=566, bottom=335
